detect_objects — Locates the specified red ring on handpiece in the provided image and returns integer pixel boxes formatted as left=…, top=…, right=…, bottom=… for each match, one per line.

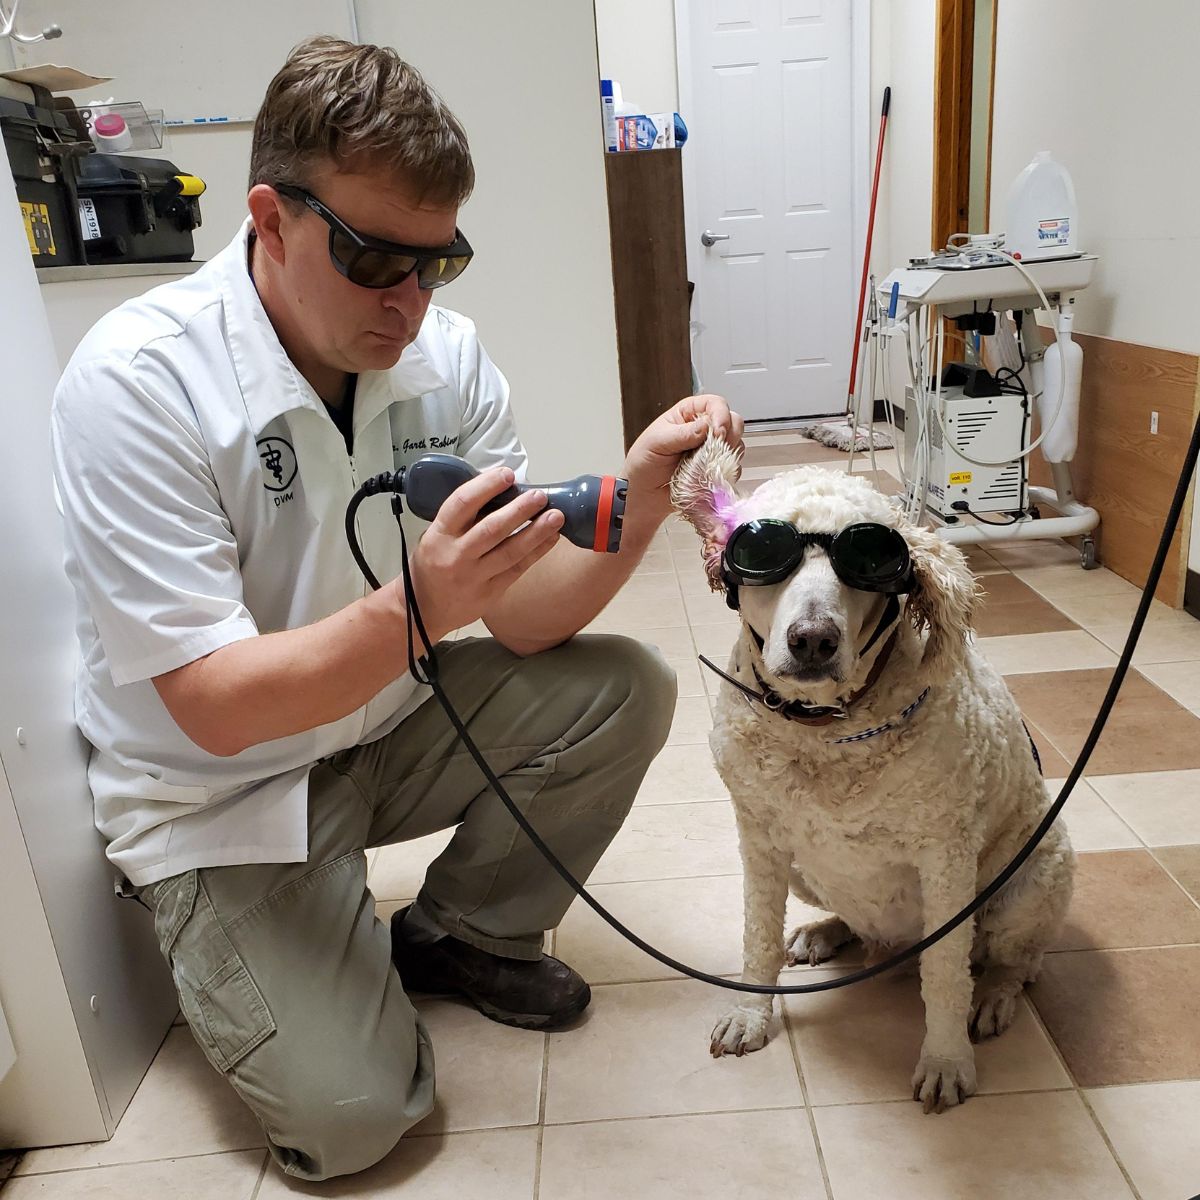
left=593, top=475, right=617, bottom=553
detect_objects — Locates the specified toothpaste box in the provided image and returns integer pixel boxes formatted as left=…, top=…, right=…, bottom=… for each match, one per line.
left=614, top=113, right=676, bottom=151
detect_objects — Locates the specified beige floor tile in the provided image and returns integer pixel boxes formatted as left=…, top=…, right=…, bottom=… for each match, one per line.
left=256, top=1127, right=538, bottom=1198
left=664, top=516, right=698, bottom=549
left=636, top=744, right=727, bottom=806
left=1154, top=844, right=1200, bottom=904
left=980, top=629, right=1117, bottom=675
left=682, top=588, right=740, bottom=627
left=543, top=979, right=803, bottom=1123
left=1053, top=850, right=1200, bottom=951
left=785, top=973, right=1069, bottom=1106
left=1139, top=660, right=1200, bottom=714
left=1015, top=562, right=1142, bottom=600
left=658, top=655, right=705, bottom=699
left=369, top=830, right=455, bottom=902
left=1046, top=778, right=1140, bottom=852
left=1031, top=946, right=1200, bottom=1086
left=15, top=1029, right=264, bottom=1175
left=1090, top=617, right=1200, bottom=665
left=409, top=997, right=543, bottom=1135
left=6, top=1151, right=267, bottom=1200
left=1027, top=723, right=1074, bottom=777
left=743, top=439, right=849, bottom=468
left=591, top=800, right=740, bottom=885
left=1044, top=592, right=1185, bottom=630
left=555, top=875, right=828, bottom=985
left=984, top=538, right=1082, bottom=569
left=632, top=548, right=674, bottom=576
left=630, top=625, right=697, bottom=664
left=1086, top=1080, right=1200, bottom=1200
left=1088, top=770, right=1200, bottom=847
left=590, top=596, right=688, bottom=631
left=675, top=561, right=720, bottom=596
left=814, top=1092, right=1132, bottom=1200
left=666, top=696, right=712, bottom=746
left=539, top=1109, right=826, bottom=1200
left=690, top=622, right=742, bottom=663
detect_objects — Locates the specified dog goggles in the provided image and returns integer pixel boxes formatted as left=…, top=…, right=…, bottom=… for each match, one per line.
left=723, top=520, right=914, bottom=595
left=275, top=184, right=474, bottom=290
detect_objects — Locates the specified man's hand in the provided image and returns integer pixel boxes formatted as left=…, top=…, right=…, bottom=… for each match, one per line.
left=623, top=394, right=744, bottom=523
left=405, top=467, right=563, bottom=645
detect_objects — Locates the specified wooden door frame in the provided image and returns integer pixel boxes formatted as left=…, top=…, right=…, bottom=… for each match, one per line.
left=932, top=0, right=997, bottom=250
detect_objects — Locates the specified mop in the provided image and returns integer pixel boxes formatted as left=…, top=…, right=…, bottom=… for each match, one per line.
left=800, top=86, right=894, bottom=454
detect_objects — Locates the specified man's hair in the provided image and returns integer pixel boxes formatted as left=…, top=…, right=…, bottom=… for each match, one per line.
left=249, top=35, right=474, bottom=206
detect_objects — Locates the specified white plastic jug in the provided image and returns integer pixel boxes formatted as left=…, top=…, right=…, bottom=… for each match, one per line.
left=1005, top=151, right=1079, bottom=261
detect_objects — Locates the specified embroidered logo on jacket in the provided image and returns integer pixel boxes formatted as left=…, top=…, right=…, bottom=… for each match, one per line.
left=257, top=437, right=298, bottom=492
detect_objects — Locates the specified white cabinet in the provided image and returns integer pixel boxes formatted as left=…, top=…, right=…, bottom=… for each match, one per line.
left=0, top=160, right=177, bottom=1150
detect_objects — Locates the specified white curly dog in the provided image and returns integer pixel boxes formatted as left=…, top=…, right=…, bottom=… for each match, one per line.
left=671, top=437, right=1074, bottom=1113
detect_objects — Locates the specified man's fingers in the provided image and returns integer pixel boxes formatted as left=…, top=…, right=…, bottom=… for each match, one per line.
left=481, top=509, right=563, bottom=579
left=492, top=523, right=561, bottom=591
left=461, top=487, right=550, bottom=556
left=433, top=467, right=519, bottom=537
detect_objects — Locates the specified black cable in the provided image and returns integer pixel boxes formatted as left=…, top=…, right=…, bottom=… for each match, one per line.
left=951, top=502, right=1022, bottom=527
left=350, top=404, right=1200, bottom=995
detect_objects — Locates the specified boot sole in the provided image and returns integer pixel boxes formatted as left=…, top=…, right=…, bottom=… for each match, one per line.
left=471, top=984, right=592, bottom=1031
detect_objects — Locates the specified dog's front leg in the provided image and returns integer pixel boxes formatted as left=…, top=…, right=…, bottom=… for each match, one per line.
left=710, top=823, right=790, bottom=1058
left=911, top=851, right=978, bottom=1113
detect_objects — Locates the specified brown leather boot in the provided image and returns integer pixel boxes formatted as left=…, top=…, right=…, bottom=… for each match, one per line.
left=390, top=907, right=591, bottom=1030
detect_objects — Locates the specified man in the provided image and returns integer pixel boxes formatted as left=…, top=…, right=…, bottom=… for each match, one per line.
left=51, top=35, right=742, bottom=1181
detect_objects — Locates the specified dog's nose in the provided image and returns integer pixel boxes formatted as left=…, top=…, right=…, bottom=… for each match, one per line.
left=786, top=620, right=840, bottom=672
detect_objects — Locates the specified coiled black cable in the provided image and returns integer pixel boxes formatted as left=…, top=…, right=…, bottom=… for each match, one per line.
left=347, top=407, right=1200, bottom=994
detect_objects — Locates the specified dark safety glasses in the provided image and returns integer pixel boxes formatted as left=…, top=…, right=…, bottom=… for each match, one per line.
left=275, top=183, right=473, bottom=290
left=723, top=519, right=914, bottom=595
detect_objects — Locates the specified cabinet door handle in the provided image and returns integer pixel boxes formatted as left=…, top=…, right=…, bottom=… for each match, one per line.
left=700, top=230, right=730, bottom=247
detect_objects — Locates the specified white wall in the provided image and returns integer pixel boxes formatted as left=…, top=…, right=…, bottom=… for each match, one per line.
left=355, top=1, right=623, bottom=477
left=594, top=0, right=679, bottom=115
left=991, top=0, right=1200, bottom=355
left=881, top=0, right=935, bottom=270
left=22, top=2, right=626, bottom=479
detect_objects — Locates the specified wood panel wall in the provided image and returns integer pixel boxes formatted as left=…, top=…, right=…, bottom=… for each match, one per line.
left=604, top=149, right=693, bottom=451
left=1029, top=331, right=1199, bottom=606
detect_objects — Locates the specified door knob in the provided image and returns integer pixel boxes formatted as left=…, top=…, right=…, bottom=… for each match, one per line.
left=701, top=230, right=730, bottom=247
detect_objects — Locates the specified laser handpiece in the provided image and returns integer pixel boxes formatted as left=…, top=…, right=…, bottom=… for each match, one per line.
left=400, top=453, right=628, bottom=553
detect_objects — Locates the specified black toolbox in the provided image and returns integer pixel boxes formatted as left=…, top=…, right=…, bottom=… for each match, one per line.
left=1, top=78, right=90, bottom=267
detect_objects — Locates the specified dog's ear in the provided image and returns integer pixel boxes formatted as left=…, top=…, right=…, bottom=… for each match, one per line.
left=670, top=433, right=744, bottom=590
left=904, top=525, right=980, bottom=677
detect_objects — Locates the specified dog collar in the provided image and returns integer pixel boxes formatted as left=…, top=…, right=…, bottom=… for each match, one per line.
left=699, top=630, right=901, bottom=728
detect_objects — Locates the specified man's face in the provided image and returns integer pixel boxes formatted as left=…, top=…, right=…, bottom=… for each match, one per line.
left=273, top=168, right=460, bottom=374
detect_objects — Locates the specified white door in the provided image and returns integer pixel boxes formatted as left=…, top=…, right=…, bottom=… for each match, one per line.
left=686, top=0, right=856, bottom=421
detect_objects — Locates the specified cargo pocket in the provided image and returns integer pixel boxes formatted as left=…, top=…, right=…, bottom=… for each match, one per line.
left=154, top=870, right=277, bottom=1074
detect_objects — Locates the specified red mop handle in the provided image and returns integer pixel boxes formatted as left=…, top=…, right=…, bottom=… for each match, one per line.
left=846, top=86, right=891, bottom=405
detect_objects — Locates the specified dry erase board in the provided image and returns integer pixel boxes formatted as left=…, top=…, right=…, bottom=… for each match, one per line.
left=12, top=0, right=355, bottom=124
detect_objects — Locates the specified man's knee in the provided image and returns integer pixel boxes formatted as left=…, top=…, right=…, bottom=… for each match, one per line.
left=585, top=634, right=678, bottom=750
left=264, top=1022, right=436, bottom=1180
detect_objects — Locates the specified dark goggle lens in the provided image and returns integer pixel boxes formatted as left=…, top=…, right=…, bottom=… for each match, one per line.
left=832, top=523, right=909, bottom=585
left=729, top=520, right=802, bottom=577
left=416, top=253, right=472, bottom=289
left=333, top=233, right=472, bottom=290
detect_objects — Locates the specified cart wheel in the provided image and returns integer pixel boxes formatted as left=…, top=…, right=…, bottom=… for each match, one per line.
left=1080, top=536, right=1099, bottom=571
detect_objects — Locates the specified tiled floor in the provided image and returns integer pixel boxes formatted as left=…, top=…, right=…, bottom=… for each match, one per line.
left=9, top=430, right=1200, bottom=1199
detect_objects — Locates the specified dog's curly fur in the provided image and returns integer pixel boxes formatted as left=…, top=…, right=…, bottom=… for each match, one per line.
left=672, top=436, right=1075, bottom=1113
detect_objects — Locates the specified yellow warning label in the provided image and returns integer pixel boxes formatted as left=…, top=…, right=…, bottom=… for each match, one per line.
left=949, top=471, right=973, bottom=485
left=20, top=201, right=57, bottom=258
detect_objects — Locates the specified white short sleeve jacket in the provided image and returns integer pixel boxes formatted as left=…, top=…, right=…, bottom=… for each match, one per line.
left=50, top=219, right=528, bottom=887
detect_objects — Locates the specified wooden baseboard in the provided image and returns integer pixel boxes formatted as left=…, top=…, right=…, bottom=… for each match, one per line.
left=1030, top=331, right=1199, bottom=606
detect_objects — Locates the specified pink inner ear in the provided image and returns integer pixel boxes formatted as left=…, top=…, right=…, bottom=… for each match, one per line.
left=711, top=486, right=740, bottom=538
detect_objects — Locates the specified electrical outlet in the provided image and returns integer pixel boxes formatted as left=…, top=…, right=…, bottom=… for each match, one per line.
left=1151, top=411, right=1160, bottom=435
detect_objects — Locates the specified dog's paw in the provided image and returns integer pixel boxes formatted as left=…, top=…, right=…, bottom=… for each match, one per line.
left=910, top=1048, right=977, bottom=1114
left=710, top=1005, right=771, bottom=1057
left=785, top=916, right=852, bottom=967
left=969, top=980, right=1021, bottom=1042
